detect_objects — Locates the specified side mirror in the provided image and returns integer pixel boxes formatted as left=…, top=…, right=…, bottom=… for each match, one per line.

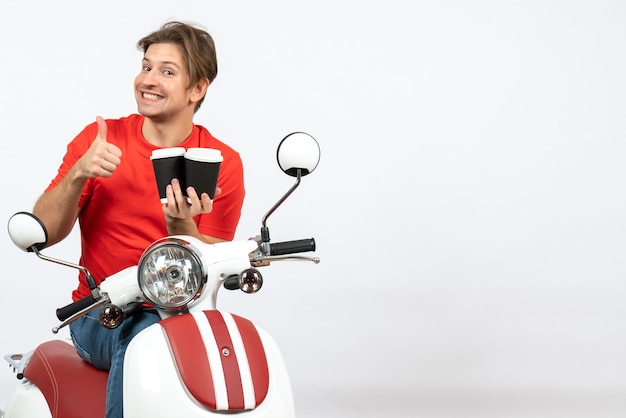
left=8, top=212, right=96, bottom=294
left=260, top=132, right=321, bottom=244
left=276, top=132, right=320, bottom=177
left=7, top=212, right=48, bottom=252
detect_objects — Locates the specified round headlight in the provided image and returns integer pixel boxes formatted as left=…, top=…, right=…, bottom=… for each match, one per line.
left=137, top=238, right=206, bottom=310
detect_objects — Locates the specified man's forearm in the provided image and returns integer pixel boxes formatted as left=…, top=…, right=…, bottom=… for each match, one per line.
left=33, top=167, right=86, bottom=247
left=165, top=216, right=225, bottom=244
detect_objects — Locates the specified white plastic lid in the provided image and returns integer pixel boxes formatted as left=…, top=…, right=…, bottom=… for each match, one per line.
left=150, top=147, right=186, bottom=160
left=185, top=148, right=223, bottom=163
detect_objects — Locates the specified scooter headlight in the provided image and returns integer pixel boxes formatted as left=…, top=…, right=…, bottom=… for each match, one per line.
left=137, top=238, right=206, bottom=310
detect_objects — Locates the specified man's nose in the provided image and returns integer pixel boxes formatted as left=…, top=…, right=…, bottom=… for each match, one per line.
left=141, top=70, right=158, bottom=85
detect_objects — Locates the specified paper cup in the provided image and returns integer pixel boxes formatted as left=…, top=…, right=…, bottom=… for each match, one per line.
left=151, top=147, right=186, bottom=203
left=184, top=148, right=223, bottom=200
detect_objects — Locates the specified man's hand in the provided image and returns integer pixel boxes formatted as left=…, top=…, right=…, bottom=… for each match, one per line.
left=162, top=178, right=221, bottom=220
left=161, top=179, right=223, bottom=241
left=75, top=116, right=122, bottom=179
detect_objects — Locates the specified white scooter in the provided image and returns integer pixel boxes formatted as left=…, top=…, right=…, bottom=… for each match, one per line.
left=1, top=132, right=320, bottom=418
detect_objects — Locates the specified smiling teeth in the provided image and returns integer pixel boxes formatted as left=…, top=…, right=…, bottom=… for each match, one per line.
left=143, top=93, right=162, bottom=100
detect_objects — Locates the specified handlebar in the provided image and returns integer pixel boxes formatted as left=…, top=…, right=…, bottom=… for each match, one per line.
left=56, top=295, right=97, bottom=321
left=269, top=238, right=316, bottom=256
left=58, top=239, right=317, bottom=313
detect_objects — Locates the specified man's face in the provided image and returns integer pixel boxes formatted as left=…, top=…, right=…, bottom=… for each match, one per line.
left=134, top=43, right=199, bottom=122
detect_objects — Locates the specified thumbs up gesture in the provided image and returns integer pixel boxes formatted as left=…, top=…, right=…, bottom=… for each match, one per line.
left=76, top=116, right=123, bottom=179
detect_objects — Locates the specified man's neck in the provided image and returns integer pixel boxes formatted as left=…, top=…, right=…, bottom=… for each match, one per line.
left=142, top=115, right=194, bottom=148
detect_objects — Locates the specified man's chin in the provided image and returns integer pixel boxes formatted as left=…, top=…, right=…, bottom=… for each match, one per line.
left=137, top=108, right=166, bottom=122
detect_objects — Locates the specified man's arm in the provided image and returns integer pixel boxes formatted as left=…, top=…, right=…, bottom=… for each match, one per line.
left=33, top=168, right=86, bottom=247
left=33, top=117, right=122, bottom=247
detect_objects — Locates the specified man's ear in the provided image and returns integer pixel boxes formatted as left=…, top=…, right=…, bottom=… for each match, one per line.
left=190, top=78, right=210, bottom=104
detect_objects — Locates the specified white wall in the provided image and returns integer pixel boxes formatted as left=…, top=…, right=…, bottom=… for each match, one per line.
left=1, top=1, right=625, bottom=417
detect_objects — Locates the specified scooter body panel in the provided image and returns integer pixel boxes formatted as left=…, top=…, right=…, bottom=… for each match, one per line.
left=3, top=380, right=51, bottom=418
left=123, top=311, right=295, bottom=417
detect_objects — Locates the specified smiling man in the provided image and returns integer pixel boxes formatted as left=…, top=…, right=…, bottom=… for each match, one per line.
left=31, top=21, right=245, bottom=418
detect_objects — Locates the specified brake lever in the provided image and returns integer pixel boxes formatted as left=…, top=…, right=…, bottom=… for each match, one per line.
left=251, top=255, right=320, bottom=267
left=52, top=298, right=109, bottom=334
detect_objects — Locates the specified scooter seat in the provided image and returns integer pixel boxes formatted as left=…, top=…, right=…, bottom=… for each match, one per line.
left=24, top=339, right=108, bottom=418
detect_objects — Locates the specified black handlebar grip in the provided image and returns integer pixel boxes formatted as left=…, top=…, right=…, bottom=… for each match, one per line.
left=269, top=238, right=316, bottom=256
left=56, top=295, right=97, bottom=321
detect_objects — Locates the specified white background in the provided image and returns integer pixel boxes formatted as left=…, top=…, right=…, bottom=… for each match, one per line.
left=1, top=1, right=626, bottom=417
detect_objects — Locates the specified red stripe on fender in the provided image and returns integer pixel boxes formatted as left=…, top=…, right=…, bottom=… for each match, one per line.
left=204, top=311, right=245, bottom=410
left=160, top=315, right=217, bottom=409
left=232, top=314, right=270, bottom=406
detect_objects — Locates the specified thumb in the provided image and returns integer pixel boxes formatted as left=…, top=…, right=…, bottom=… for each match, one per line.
left=95, top=116, right=108, bottom=142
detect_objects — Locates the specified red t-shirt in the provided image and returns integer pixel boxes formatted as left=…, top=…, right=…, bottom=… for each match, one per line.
left=45, top=114, right=245, bottom=300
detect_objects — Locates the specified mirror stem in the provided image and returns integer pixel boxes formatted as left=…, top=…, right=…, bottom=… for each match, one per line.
left=31, top=246, right=99, bottom=292
left=260, top=169, right=302, bottom=242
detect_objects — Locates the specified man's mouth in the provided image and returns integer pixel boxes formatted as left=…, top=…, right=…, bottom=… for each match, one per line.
left=142, top=92, right=163, bottom=101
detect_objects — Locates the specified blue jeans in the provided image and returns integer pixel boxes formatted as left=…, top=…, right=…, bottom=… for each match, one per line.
left=69, top=308, right=161, bottom=418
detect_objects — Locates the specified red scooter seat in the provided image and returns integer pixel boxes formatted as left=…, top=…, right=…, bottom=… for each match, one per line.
left=24, top=339, right=107, bottom=418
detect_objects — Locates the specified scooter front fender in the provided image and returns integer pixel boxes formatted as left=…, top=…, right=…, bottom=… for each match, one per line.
left=123, top=310, right=295, bottom=417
